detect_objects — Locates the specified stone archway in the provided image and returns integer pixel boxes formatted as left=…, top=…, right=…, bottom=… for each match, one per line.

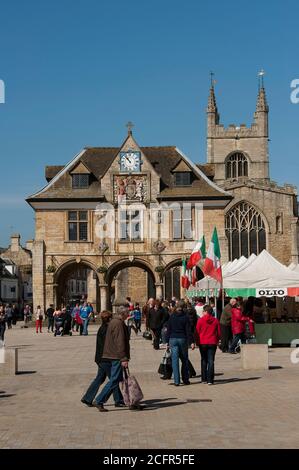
left=54, top=259, right=100, bottom=310
left=162, top=258, right=204, bottom=300
left=105, top=258, right=158, bottom=311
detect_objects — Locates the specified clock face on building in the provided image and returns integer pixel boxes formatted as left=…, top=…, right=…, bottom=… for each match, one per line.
left=120, top=151, right=141, bottom=172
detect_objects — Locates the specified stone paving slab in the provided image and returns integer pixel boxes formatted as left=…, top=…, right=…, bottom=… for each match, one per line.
left=0, top=324, right=299, bottom=448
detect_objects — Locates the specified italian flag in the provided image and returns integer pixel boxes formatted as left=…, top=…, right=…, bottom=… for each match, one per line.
left=203, top=227, right=222, bottom=283
left=181, top=259, right=190, bottom=289
left=187, top=236, right=206, bottom=269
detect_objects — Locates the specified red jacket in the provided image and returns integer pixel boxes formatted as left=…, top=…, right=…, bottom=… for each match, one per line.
left=231, top=307, right=250, bottom=335
left=195, top=314, right=221, bottom=345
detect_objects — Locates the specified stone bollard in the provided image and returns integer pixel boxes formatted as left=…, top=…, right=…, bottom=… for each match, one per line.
left=0, top=347, right=18, bottom=376
left=241, top=344, right=268, bottom=370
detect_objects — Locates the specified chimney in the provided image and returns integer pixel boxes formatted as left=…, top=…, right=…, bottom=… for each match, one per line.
left=26, top=240, right=34, bottom=252
left=11, top=234, right=21, bottom=252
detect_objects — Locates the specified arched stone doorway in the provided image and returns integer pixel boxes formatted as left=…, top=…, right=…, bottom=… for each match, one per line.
left=105, top=259, right=157, bottom=311
left=54, top=260, right=100, bottom=310
left=163, top=259, right=204, bottom=300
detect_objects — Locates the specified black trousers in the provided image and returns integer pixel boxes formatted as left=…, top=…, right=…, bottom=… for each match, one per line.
left=152, top=328, right=161, bottom=349
left=220, top=324, right=232, bottom=352
left=199, top=344, right=217, bottom=384
left=0, top=323, right=5, bottom=341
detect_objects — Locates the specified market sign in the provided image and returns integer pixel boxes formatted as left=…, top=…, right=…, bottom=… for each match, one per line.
left=256, top=288, right=287, bottom=297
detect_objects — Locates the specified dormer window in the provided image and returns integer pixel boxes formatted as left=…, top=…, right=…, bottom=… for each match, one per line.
left=174, top=172, right=191, bottom=186
left=72, top=174, right=90, bottom=188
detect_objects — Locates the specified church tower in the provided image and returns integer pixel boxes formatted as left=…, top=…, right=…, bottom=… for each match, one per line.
left=206, top=75, right=270, bottom=186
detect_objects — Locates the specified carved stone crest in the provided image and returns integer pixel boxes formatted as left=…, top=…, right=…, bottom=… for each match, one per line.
left=99, top=241, right=109, bottom=253
left=153, top=240, right=166, bottom=253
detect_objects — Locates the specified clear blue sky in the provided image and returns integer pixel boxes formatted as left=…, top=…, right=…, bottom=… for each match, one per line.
left=0, top=0, right=298, bottom=247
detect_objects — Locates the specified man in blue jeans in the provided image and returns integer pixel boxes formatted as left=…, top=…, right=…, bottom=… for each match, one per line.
left=165, top=300, right=195, bottom=386
left=94, top=305, right=143, bottom=411
left=80, top=301, right=92, bottom=336
left=81, top=310, right=124, bottom=407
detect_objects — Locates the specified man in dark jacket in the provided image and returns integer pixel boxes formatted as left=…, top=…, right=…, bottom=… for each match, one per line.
left=81, top=310, right=124, bottom=409
left=148, top=301, right=165, bottom=350
left=165, top=300, right=195, bottom=386
left=219, top=298, right=236, bottom=352
left=94, top=306, right=135, bottom=411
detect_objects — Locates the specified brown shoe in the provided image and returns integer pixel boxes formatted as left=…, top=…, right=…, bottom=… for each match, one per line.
left=95, top=404, right=108, bottom=412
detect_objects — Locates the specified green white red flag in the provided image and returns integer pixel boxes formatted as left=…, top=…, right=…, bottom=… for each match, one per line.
left=187, top=235, right=206, bottom=269
left=203, top=227, right=222, bottom=283
left=181, top=259, right=190, bottom=289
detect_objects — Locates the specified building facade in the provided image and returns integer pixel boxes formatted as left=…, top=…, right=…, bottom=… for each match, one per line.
left=0, top=234, right=33, bottom=306
left=27, top=81, right=299, bottom=311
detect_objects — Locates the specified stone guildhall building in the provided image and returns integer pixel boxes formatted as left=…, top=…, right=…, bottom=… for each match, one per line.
left=26, top=80, right=299, bottom=311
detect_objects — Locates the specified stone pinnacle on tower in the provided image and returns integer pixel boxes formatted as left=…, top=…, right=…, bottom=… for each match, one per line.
left=256, top=69, right=269, bottom=112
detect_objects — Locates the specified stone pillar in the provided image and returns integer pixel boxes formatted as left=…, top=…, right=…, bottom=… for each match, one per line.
left=290, top=218, right=299, bottom=264
left=87, top=270, right=97, bottom=305
left=155, top=283, right=164, bottom=300
left=45, top=274, right=55, bottom=309
left=32, top=240, right=45, bottom=312
left=99, top=284, right=108, bottom=312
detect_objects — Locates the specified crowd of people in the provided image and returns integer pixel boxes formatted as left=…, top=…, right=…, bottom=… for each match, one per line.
left=77, top=294, right=256, bottom=412
left=1, top=293, right=256, bottom=411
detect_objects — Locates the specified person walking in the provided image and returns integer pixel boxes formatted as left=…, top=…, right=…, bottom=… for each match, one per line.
left=80, top=301, right=92, bottom=336
left=35, top=305, right=44, bottom=333
left=165, top=300, right=195, bottom=386
left=5, top=304, right=13, bottom=329
left=11, top=304, right=19, bottom=325
left=133, top=303, right=142, bottom=333
left=46, top=304, right=55, bottom=333
left=23, top=304, right=31, bottom=327
left=229, top=301, right=250, bottom=353
left=148, top=300, right=165, bottom=350
left=219, top=298, right=236, bottom=352
left=195, top=305, right=221, bottom=385
left=81, top=310, right=124, bottom=408
left=71, top=302, right=81, bottom=332
left=93, top=306, right=141, bottom=411
left=0, top=305, right=7, bottom=343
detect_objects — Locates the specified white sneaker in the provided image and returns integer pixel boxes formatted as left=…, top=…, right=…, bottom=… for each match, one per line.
left=208, top=382, right=213, bottom=385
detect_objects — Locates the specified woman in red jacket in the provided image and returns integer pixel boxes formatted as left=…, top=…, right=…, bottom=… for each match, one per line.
left=195, top=305, right=221, bottom=385
left=229, top=302, right=251, bottom=353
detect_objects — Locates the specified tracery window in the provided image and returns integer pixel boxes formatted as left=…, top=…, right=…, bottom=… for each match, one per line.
left=225, top=202, right=266, bottom=260
left=225, top=152, right=248, bottom=179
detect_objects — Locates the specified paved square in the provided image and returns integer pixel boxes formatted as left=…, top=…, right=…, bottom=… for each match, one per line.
left=0, top=324, right=299, bottom=449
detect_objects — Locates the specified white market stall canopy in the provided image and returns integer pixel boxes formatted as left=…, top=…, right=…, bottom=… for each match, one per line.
left=187, top=250, right=299, bottom=298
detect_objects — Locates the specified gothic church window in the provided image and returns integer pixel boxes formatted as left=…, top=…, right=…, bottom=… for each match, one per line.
left=225, top=202, right=266, bottom=260
left=225, top=153, right=248, bottom=179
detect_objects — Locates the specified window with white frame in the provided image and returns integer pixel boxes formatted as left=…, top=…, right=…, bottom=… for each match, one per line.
left=119, top=208, right=143, bottom=241
left=172, top=205, right=193, bottom=240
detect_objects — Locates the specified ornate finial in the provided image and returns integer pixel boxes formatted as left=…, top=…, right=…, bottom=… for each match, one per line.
left=210, top=71, right=216, bottom=88
left=126, top=121, right=134, bottom=135
left=258, top=69, right=265, bottom=89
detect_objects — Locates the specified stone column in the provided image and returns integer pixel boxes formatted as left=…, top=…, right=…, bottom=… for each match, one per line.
left=32, top=240, right=45, bottom=312
left=99, top=284, right=108, bottom=312
left=155, top=283, right=164, bottom=300
left=290, top=218, right=299, bottom=264
left=87, top=270, right=97, bottom=306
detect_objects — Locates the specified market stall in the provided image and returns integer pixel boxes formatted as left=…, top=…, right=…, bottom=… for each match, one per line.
left=187, top=250, right=299, bottom=345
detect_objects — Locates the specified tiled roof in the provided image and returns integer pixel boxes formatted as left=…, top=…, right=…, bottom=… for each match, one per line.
left=30, top=146, right=229, bottom=201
